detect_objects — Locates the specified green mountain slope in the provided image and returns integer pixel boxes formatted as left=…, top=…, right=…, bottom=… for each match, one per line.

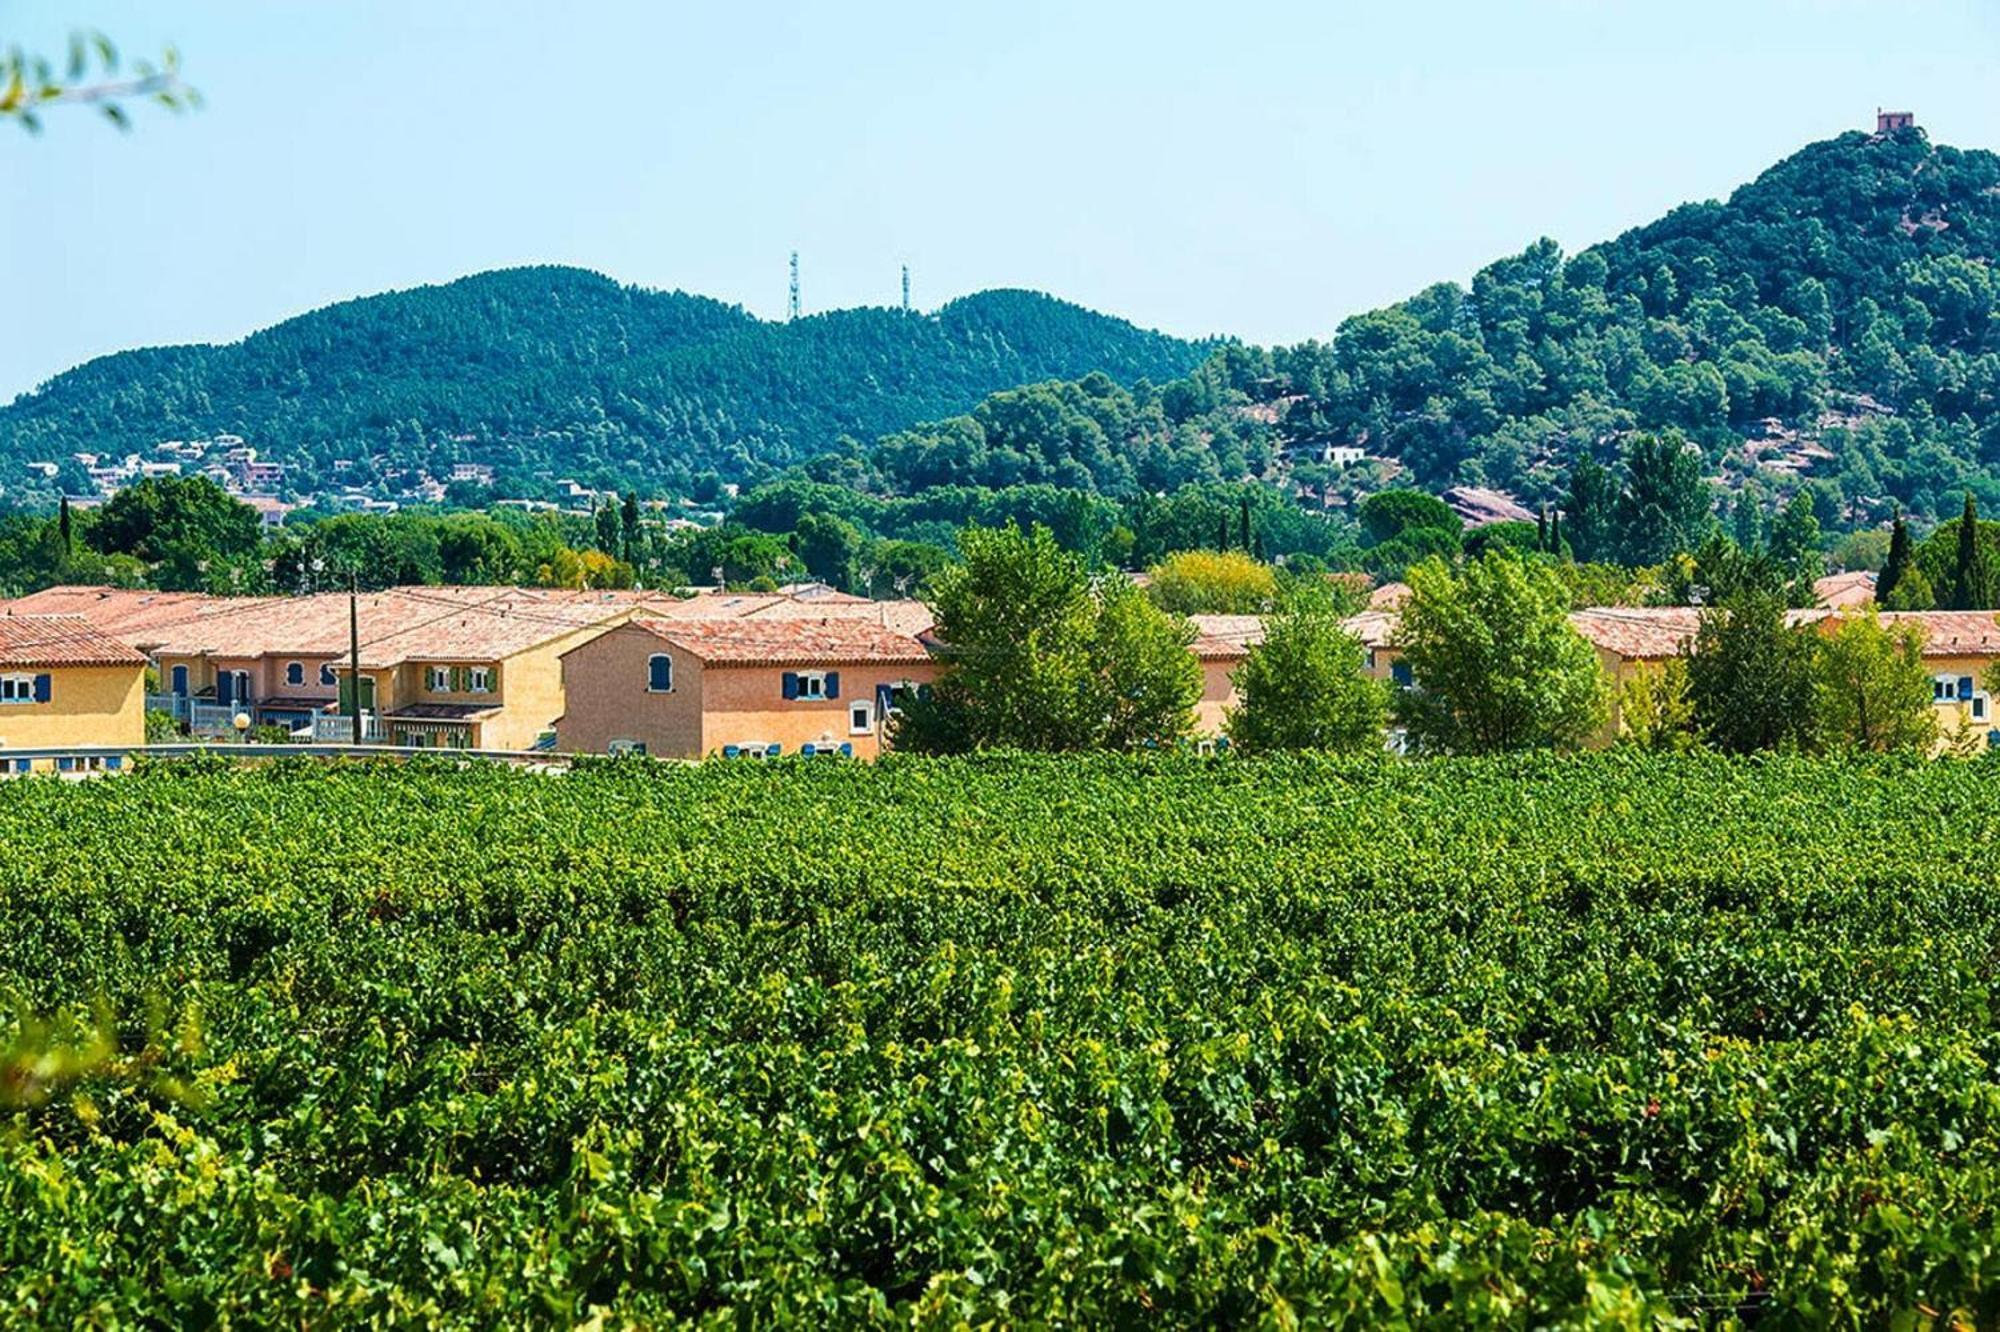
left=0, top=267, right=1213, bottom=495
left=843, top=126, right=2000, bottom=529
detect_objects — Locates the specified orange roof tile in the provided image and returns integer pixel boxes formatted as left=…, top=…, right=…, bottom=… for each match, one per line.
left=631, top=616, right=935, bottom=666
left=0, top=614, right=150, bottom=668
left=1567, top=607, right=1704, bottom=660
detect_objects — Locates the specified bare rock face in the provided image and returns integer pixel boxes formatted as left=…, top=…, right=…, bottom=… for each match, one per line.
left=1441, top=486, right=1536, bottom=528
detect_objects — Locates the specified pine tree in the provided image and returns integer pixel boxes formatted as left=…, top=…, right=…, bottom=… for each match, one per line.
left=1877, top=510, right=1913, bottom=606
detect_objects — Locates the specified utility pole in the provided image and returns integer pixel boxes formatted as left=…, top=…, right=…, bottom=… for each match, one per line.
left=348, top=574, right=364, bottom=747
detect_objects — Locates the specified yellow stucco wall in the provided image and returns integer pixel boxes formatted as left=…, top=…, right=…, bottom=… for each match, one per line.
left=0, top=664, right=147, bottom=767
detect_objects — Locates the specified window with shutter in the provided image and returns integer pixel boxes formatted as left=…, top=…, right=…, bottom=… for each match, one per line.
left=648, top=654, right=673, bottom=692
left=286, top=662, right=305, bottom=686
left=34, top=674, right=51, bottom=704
left=782, top=672, right=799, bottom=700
left=320, top=663, right=337, bottom=687
left=825, top=671, right=840, bottom=700
left=1960, top=676, right=1976, bottom=701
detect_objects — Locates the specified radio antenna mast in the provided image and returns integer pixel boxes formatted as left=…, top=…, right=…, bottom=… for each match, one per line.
left=788, top=251, right=801, bottom=320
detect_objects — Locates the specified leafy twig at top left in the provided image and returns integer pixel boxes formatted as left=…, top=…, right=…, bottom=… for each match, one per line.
left=1, top=29, right=199, bottom=134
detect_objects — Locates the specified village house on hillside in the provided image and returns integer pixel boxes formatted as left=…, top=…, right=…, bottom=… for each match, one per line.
left=0, top=614, right=149, bottom=771
left=557, top=614, right=939, bottom=759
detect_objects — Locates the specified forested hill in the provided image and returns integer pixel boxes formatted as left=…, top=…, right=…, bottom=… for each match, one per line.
left=1301, top=123, right=2000, bottom=519
left=0, top=267, right=1212, bottom=494
left=844, top=125, right=2000, bottom=529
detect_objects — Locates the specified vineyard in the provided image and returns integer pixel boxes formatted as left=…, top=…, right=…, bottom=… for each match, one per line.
left=4, top=753, right=2000, bottom=1325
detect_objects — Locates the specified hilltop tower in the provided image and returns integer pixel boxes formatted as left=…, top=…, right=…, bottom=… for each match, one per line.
left=1877, top=109, right=1915, bottom=134
left=788, top=252, right=801, bottom=320
left=901, top=265, right=910, bottom=312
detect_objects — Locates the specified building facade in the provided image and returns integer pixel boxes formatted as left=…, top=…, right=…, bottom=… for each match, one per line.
left=0, top=614, right=149, bottom=771
left=557, top=616, right=938, bottom=759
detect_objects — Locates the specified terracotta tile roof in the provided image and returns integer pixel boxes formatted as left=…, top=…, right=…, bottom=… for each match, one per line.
left=0, top=586, right=264, bottom=649
left=1342, top=611, right=1400, bottom=650
left=631, top=616, right=935, bottom=666
left=1814, top=570, right=1878, bottom=608
left=149, top=587, right=628, bottom=667
left=1189, top=614, right=1265, bottom=659
left=0, top=614, right=150, bottom=668
left=1873, top=610, right=2000, bottom=657
left=1369, top=582, right=1411, bottom=610
left=1567, top=607, right=1704, bottom=660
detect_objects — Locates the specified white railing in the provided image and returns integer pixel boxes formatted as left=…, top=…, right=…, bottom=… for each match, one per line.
left=188, top=702, right=247, bottom=734
left=312, top=714, right=386, bottom=743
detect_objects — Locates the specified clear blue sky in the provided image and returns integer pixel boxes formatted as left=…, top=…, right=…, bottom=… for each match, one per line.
left=4, top=0, right=1997, bottom=401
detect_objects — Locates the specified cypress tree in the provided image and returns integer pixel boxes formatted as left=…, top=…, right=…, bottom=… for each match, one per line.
left=1550, top=509, right=1564, bottom=559
left=1217, top=514, right=1231, bottom=553
left=1877, top=510, right=1912, bottom=605
left=1949, top=491, right=1991, bottom=610
left=1239, top=496, right=1252, bottom=553
left=1537, top=506, right=1549, bottom=553
left=57, top=495, right=72, bottom=555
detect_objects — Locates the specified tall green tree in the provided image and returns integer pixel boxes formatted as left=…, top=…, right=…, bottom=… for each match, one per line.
left=87, top=476, right=261, bottom=590
left=1614, top=433, right=1712, bottom=566
left=1225, top=585, right=1386, bottom=753
left=1877, top=511, right=1915, bottom=605
left=1945, top=492, right=1993, bottom=611
left=1767, top=490, right=1824, bottom=597
left=1562, top=458, right=1618, bottom=564
left=1686, top=591, right=1820, bottom=753
left=895, top=524, right=1200, bottom=753
left=1813, top=611, right=1938, bottom=753
left=1393, top=552, right=1605, bottom=754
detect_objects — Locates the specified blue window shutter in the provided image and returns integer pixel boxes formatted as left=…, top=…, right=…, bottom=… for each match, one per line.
left=105, top=756, right=121, bottom=771
left=782, top=672, right=799, bottom=700
left=217, top=673, right=233, bottom=706
left=1960, top=676, right=1975, bottom=701
left=13, top=759, right=28, bottom=774
left=825, top=671, right=840, bottom=700
left=32, top=673, right=50, bottom=703
left=876, top=684, right=893, bottom=713
left=171, top=665, right=188, bottom=695
left=649, top=655, right=671, bottom=691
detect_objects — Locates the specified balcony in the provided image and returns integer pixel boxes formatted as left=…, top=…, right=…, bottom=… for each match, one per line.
left=145, top=693, right=190, bottom=721
left=312, top=714, right=387, bottom=743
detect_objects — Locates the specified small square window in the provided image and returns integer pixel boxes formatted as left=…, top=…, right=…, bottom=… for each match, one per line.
left=427, top=666, right=450, bottom=692
left=849, top=701, right=874, bottom=734
left=468, top=667, right=491, bottom=693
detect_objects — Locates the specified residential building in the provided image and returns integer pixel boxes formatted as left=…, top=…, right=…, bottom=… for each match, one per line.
left=556, top=615, right=937, bottom=759
left=1188, top=614, right=1263, bottom=735
left=0, top=614, right=149, bottom=771
left=145, top=587, right=641, bottom=748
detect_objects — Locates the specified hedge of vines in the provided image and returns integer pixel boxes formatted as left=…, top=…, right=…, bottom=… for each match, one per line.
left=4, top=752, right=2000, bottom=1327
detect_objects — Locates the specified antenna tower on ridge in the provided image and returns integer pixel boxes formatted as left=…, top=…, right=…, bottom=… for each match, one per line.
left=901, top=264, right=911, bottom=312
left=788, top=252, right=801, bottom=320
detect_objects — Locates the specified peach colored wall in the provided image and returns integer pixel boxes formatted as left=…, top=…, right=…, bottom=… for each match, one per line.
left=697, top=661, right=938, bottom=759
left=1196, top=658, right=1241, bottom=736
left=556, top=626, right=707, bottom=757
